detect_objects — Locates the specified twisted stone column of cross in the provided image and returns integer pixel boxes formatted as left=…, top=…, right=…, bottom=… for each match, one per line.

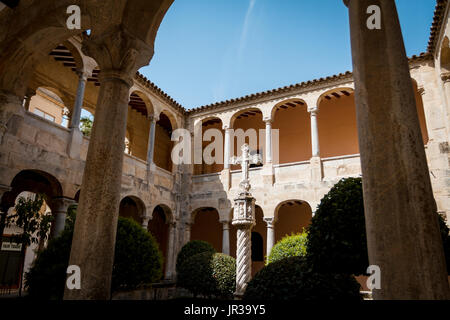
left=231, top=144, right=261, bottom=298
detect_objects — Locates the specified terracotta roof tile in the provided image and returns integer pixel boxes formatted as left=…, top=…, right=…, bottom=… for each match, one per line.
left=427, top=0, right=448, bottom=53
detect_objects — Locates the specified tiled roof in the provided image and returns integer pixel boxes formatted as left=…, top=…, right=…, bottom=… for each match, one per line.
left=427, top=0, right=448, bottom=54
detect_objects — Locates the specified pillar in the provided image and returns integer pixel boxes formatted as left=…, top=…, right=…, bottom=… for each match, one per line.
left=232, top=192, right=256, bottom=298
left=309, top=108, right=320, bottom=157
left=264, top=217, right=275, bottom=258
left=64, top=29, right=154, bottom=300
left=141, top=216, right=150, bottom=229
left=50, top=197, right=75, bottom=238
left=264, top=119, right=273, bottom=164
left=23, top=89, right=35, bottom=112
left=69, top=70, right=89, bottom=129
left=221, top=220, right=230, bottom=255
left=344, top=0, right=450, bottom=299
left=223, top=126, right=232, bottom=169
left=165, top=221, right=177, bottom=280
left=146, top=115, right=157, bottom=170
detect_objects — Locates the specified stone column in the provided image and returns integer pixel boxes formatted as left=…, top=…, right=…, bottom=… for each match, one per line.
left=141, top=216, right=150, bottom=229
left=23, top=89, right=35, bottom=112
left=50, top=197, right=75, bottom=238
left=184, top=221, right=192, bottom=244
left=165, top=221, right=177, bottom=280
left=232, top=192, right=256, bottom=298
left=146, top=115, right=157, bottom=170
left=309, top=108, right=320, bottom=157
left=264, top=217, right=275, bottom=258
left=64, top=29, right=154, bottom=300
left=344, top=0, right=450, bottom=299
left=224, top=126, right=232, bottom=169
left=264, top=119, right=273, bottom=164
left=69, top=71, right=89, bottom=130
left=221, top=220, right=231, bottom=255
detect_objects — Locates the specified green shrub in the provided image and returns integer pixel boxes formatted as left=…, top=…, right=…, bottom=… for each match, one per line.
left=25, top=216, right=163, bottom=299
left=177, top=252, right=236, bottom=299
left=306, top=177, right=450, bottom=275
left=243, top=256, right=362, bottom=301
left=112, top=217, right=163, bottom=291
left=306, top=177, right=368, bottom=275
left=267, top=232, right=308, bottom=265
left=176, top=240, right=216, bottom=273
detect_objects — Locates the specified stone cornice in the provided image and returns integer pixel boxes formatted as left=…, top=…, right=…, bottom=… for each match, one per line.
left=427, top=0, right=448, bottom=54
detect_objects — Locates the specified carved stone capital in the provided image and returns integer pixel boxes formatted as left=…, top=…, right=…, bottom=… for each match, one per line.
left=263, top=217, right=275, bottom=228
left=441, top=72, right=450, bottom=83
left=82, top=26, right=154, bottom=87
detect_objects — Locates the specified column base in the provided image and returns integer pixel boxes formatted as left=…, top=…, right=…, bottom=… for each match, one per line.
left=220, top=168, right=231, bottom=190
left=261, top=163, right=274, bottom=185
left=67, top=128, right=83, bottom=159
left=309, top=156, right=323, bottom=182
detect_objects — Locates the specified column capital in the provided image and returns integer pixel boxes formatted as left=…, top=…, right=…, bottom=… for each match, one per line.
left=75, top=69, right=90, bottom=82
left=147, top=114, right=159, bottom=123
left=441, top=72, right=450, bottom=83
left=220, top=220, right=231, bottom=228
left=51, top=197, right=75, bottom=212
left=263, top=117, right=273, bottom=124
left=82, top=26, right=153, bottom=87
left=308, top=107, right=319, bottom=114
left=263, top=217, right=276, bottom=227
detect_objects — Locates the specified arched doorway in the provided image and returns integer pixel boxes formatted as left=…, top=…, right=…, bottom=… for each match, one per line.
left=154, top=112, right=175, bottom=172
left=317, top=88, right=359, bottom=158
left=118, top=196, right=146, bottom=225
left=272, top=99, right=311, bottom=163
left=147, top=205, right=171, bottom=278
left=274, top=200, right=312, bottom=242
left=190, top=207, right=222, bottom=252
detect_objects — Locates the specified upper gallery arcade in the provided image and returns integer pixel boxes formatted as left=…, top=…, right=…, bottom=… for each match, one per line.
left=0, top=0, right=449, bottom=298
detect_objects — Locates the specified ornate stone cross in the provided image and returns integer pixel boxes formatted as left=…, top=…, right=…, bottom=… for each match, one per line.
left=230, top=144, right=261, bottom=298
left=230, top=144, right=262, bottom=194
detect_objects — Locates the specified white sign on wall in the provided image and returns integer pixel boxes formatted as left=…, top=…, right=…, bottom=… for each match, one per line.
left=1, top=241, right=22, bottom=252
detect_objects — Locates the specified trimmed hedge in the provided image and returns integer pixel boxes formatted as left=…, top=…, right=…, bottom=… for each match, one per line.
left=306, top=177, right=368, bottom=275
left=25, top=216, right=163, bottom=299
left=177, top=252, right=236, bottom=299
left=243, top=256, right=362, bottom=301
left=176, top=240, right=216, bottom=273
left=267, top=232, right=308, bottom=265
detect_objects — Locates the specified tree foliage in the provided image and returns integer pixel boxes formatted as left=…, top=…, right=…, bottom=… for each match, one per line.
left=267, top=231, right=308, bottom=265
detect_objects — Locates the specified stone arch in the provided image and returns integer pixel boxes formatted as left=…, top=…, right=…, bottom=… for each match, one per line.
left=28, top=86, right=68, bottom=125
left=410, top=78, right=429, bottom=145
left=230, top=108, right=264, bottom=170
left=2, top=170, right=63, bottom=211
left=272, top=98, right=311, bottom=163
left=194, top=116, right=224, bottom=175
left=274, top=200, right=312, bottom=242
left=190, top=207, right=222, bottom=252
left=440, top=36, right=450, bottom=72
left=118, top=195, right=146, bottom=224
left=147, top=204, right=173, bottom=278
left=154, top=111, right=174, bottom=172
left=316, top=87, right=358, bottom=158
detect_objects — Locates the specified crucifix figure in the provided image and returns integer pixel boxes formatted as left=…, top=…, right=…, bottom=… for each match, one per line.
left=230, top=144, right=262, bottom=194
left=230, top=144, right=261, bottom=298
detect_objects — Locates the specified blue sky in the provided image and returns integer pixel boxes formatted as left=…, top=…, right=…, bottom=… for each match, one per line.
left=139, top=0, right=437, bottom=109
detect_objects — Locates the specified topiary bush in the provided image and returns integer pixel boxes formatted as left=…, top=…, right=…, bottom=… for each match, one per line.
left=243, top=256, right=362, bottom=301
left=306, top=177, right=450, bottom=276
left=176, top=240, right=216, bottom=273
left=25, top=215, right=163, bottom=299
left=177, top=252, right=236, bottom=299
left=267, top=231, right=308, bottom=265
left=112, top=217, right=163, bottom=291
left=306, top=177, right=368, bottom=275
